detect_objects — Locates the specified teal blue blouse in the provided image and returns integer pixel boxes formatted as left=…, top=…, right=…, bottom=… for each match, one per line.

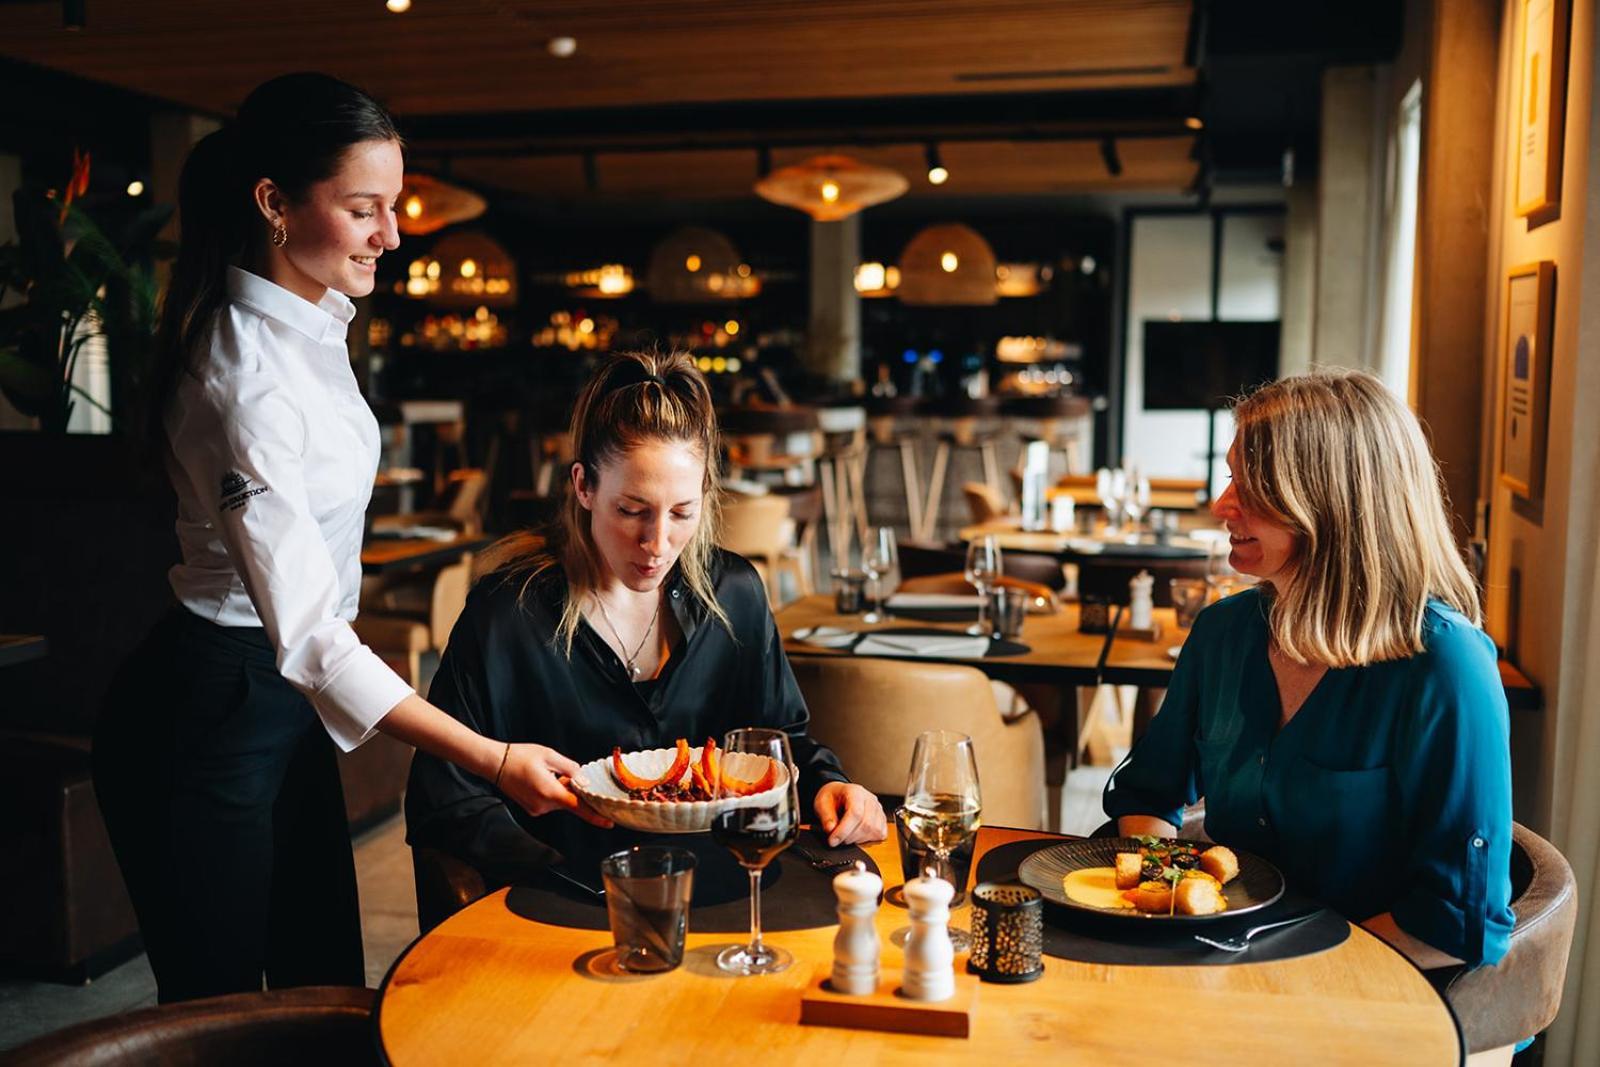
left=1103, top=588, right=1515, bottom=967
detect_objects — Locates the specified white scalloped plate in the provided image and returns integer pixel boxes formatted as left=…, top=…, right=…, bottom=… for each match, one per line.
left=569, top=746, right=790, bottom=834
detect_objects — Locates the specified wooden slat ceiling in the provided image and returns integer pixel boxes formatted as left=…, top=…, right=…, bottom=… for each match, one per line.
left=0, top=0, right=1198, bottom=198
left=455, top=139, right=1199, bottom=201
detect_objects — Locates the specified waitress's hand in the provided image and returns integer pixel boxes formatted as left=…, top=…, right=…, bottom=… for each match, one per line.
left=496, top=743, right=613, bottom=828
left=814, top=782, right=888, bottom=846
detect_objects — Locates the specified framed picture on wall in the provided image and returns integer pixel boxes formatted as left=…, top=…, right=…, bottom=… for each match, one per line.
left=1515, top=0, right=1571, bottom=217
left=1499, top=261, right=1556, bottom=500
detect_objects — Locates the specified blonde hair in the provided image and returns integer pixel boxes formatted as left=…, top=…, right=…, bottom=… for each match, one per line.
left=489, top=351, right=729, bottom=653
left=1231, top=370, right=1480, bottom=667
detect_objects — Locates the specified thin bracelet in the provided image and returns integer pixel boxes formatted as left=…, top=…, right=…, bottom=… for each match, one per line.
left=492, top=741, right=511, bottom=788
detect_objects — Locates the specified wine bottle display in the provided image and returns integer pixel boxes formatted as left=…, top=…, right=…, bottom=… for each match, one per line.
left=903, top=793, right=981, bottom=854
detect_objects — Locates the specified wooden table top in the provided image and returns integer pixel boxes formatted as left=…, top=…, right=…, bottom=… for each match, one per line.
left=360, top=534, right=491, bottom=575
left=375, top=827, right=1460, bottom=1065
left=776, top=595, right=1108, bottom=685
left=1104, top=603, right=1546, bottom=710
left=1046, top=484, right=1207, bottom=511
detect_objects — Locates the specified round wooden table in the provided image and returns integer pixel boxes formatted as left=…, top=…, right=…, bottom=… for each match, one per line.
left=375, top=828, right=1462, bottom=1065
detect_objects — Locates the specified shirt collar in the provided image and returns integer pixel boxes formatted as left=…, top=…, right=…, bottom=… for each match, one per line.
left=226, top=266, right=357, bottom=346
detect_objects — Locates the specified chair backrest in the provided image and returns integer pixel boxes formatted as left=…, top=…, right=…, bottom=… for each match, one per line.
left=1444, top=822, right=1577, bottom=1053
left=961, top=481, right=1008, bottom=524
left=790, top=657, right=1046, bottom=830
left=430, top=559, right=473, bottom=649
left=718, top=493, right=790, bottom=562
left=7, top=987, right=377, bottom=1067
left=445, top=468, right=489, bottom=532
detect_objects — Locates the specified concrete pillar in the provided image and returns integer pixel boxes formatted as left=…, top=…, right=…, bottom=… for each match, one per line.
left=1313, top=66, right=1382, bottom=371
left=1279, top=182, right=1318, bottom=377
left=805, top=215, right=861, bottom=383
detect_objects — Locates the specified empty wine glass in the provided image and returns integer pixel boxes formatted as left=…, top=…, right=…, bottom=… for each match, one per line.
left=904, top=730, right=982, bottom=951
left=1099, top=467, right=1128, bottom=532
left=963, top=535, right=1003, bottom=636
left=861, top=526, right=898, bottom=624
left=1124, top=475, right=1152, bottom=531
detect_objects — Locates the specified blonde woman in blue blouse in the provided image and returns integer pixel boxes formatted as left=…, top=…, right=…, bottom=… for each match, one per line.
left=1104, top=371, right=1514, bottom=983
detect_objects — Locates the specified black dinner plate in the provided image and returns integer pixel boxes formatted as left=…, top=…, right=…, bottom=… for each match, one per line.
left=1017, top=837, right=1284, bottom=922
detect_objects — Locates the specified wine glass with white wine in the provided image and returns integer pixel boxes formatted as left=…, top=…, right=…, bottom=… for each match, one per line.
left=903, top=730, right=982, bottom=951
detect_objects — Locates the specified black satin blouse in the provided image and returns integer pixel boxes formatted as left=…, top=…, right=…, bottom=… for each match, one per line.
left=404, top=549, right=849, bottom=884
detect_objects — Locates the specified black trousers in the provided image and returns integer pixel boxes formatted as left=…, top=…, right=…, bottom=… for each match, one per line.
left=93, top=608, right=364, bottom=1003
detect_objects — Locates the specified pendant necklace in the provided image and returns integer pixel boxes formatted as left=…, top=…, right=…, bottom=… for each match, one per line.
left=594, top=592, right=661, bottom=681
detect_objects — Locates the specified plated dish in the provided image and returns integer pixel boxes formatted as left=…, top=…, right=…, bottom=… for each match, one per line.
left=1018, top=836, right=1284, bottom=921
left=568, top=740, right=788, bottom=833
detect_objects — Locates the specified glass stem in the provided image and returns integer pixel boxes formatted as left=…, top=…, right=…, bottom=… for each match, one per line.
left=747, top=867, right=764, bottom=953
left=976, top=586, right=987, bottom=631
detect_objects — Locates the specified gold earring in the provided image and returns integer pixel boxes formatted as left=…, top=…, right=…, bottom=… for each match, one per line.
left=271, top=223, right=287, bottom=248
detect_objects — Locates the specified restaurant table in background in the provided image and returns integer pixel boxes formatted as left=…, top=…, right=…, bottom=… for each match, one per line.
left=374, top=826, right=1460, bottom=1064
left=955, top=519, right=1212, bottom=564
left=0, top=634, right=48, bottom=668
left=360, top=533, right=491, bottom=575
left=1046, top=482, right=1206, bottom=512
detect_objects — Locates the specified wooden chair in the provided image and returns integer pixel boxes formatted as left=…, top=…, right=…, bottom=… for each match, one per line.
left=961, top=480, right=1009, bottom=525
left=371, top=468, right=489, bottom=536
left=718, top=492, right=809, bottom=605
left=790, top=657, right=1047, bottom=830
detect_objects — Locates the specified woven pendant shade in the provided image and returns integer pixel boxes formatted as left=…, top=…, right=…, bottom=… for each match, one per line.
left=421, top=231, right=517, bottom=308
left=754, top=154, right=908, bottom=221
left=646, top=226, right=756, bottom=303
left=396, top=174, right=487, bottom=236
left=897, top=223, right=999, bottom=306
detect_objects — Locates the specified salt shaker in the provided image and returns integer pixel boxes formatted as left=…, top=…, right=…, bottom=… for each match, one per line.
left=830, top=860, right=882, bottom=995
left=1129, top=569, right=1154, bottom=631
left=901, top=867, right=955, bottom=1001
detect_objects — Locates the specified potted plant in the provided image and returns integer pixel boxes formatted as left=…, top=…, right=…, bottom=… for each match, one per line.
left=0, top=151, right=172, bottom=435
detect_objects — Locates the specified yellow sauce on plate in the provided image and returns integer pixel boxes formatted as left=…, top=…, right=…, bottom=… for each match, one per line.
left=1062, top=867, right=1135, bottom=910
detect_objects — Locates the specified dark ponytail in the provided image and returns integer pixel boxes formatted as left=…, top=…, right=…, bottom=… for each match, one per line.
left=149, top=72, right=401, bottom=445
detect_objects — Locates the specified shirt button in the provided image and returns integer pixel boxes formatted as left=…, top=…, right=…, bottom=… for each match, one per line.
left=1258, top=816, right=1267, bottom=827
left=1472, top=836, right=1485, bottom=848
left=1258, top=754, right=1265, bottom=766
left=671, top=589, right=680, bottom=599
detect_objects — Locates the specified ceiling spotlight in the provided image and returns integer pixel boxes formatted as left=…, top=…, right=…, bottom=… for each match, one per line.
left=1184, top=115, right=1204, bottom=130
left=1099, top=137, right=1123, bottom=178
left=547, top=35, right=577, bottom=58
left=925, top=144, right=948, bottom=185
left=386, top=0, right=411, bottom=12
left=125, top=180, right=145, bottom=197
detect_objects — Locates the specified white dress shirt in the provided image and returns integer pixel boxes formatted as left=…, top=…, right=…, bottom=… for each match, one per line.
left=165, top=266, right=413, bottom=751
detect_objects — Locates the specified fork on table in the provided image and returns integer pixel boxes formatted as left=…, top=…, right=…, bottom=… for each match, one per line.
left=1193, top=911, right=1321, bottom=953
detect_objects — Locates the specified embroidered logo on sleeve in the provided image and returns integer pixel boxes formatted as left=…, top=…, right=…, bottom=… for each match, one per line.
left=220, top=470, right=271, bottom=512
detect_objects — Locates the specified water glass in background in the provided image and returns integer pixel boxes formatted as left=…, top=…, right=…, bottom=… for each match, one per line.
left=989, top=586, right=1028, bottom=639
left=600, top=846, right=697, bottom=973
left=861, top=526, right=899, bottom=624
left=964, top=534, right=1003, bottom=636
left=831, top=569, right=867, bottom=613
left=1170, top=578, right=1209, bottom=629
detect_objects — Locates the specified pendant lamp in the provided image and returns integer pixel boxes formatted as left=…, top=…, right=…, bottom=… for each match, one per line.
left=396, top=174, right=488, bottom=236
left=897, top=223, right=999, bottom=306
left=754, top=154, right=908, bottom=221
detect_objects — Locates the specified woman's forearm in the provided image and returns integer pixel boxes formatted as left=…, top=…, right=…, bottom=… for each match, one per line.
left=376, top=692, right=503, bottom=781
left=1360, top=912, right=1464, bottom=970
left=1117, top=814, right=1179, bottom=837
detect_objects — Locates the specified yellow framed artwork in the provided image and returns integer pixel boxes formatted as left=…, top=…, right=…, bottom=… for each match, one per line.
left=1515, top=0, right=1570, bottom=217
left=1498, top=261, right=1556, bottom=500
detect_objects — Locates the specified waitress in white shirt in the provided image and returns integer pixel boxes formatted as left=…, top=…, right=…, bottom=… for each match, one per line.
left=92, top=72, right=607, bottom=1004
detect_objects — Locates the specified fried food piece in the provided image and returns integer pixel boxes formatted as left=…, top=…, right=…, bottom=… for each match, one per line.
left=1175, top=876, right=1227, bottom=916
left=1199, top=845, right=1240, bottom=885
left=1114, top=852, right=1143, bottom=890
left=1123, top=881, right=1174, bottom=914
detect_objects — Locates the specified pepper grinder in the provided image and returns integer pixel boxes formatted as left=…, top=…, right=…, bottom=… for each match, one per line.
left=829, top=860, right=882, bottom=994
left=901, top=867, right=955, bottom=1001
left=1129, top=569, right=1154, bottom=631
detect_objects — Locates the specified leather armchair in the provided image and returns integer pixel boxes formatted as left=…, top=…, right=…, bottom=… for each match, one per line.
left=790, top=656, right=1047, bottom=830
left=1440, top=822, right=1577, bottom=1054
left=6, top=986, right=376, bottom=1066
left=412, top=846, right=490, bottom=935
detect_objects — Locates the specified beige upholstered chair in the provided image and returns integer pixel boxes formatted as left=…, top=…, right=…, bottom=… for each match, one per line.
left=371, top=467, right=489, bottom=536
left=355, top=558, right=473, bottom=687
left=790, top=657, right=1047, bottom=830
left=961, top=480, right=1009, bottom=524
left=719, top=492, right=809, bottom=605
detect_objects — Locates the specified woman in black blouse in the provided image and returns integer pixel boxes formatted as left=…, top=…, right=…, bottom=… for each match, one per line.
left=406, top=352, right=886, bottom=882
